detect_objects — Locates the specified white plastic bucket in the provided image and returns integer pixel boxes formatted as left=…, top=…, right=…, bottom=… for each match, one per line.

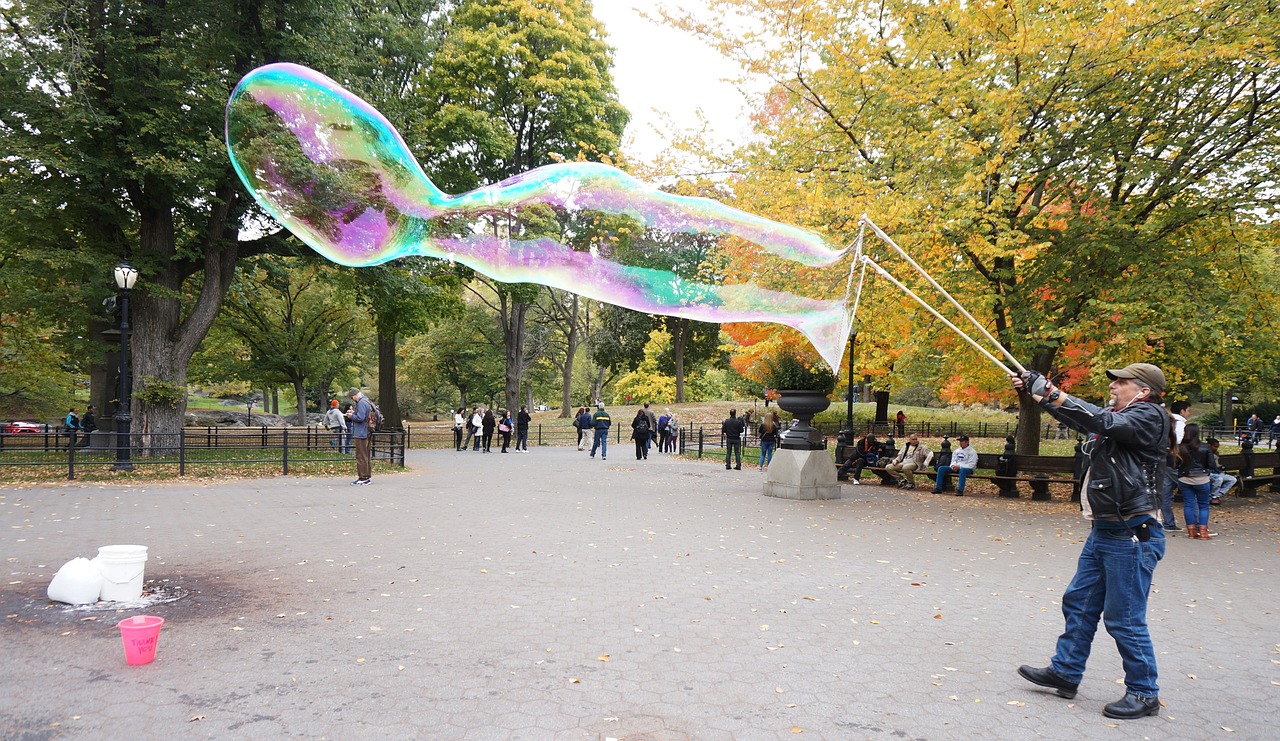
left=95, top=545, right=148, bottom=602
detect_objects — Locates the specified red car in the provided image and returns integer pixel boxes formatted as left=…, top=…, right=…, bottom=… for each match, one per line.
left=5, top=421, right=44, bottom=434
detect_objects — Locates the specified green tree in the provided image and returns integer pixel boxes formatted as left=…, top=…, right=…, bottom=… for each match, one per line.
left=402, top=304, right=505, bottom=408
left=587, top=304, right=653, bottom=400
left=0, top=1, right=444, bottom=449
left=413, top=0, right=629, bottom=415
left=210, top=257, right=365, bottom=424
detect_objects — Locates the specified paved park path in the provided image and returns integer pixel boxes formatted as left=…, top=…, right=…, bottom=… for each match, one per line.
left=3, top=446, right=1277, bottom=739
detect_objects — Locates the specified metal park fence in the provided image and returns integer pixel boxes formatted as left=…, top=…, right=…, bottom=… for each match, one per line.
left=6, top=417, right=1262, bottom=481
left=0, top=427, right=404, bottom=480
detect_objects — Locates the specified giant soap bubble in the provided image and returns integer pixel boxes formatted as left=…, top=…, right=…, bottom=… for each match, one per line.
left=226, top=63, right=855, bottom=370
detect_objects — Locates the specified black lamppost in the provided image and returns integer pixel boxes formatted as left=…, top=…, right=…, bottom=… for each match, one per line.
left=837, top=331, right=858, bottom=458
left=111, top=262, right=138, bottom=472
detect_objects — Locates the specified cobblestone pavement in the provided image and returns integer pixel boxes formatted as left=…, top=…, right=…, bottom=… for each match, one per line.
left=3, top=447, right=1277, bottom=740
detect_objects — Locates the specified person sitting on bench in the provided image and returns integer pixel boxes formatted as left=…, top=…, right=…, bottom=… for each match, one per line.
left=839, top=432, right=880, bottom=484
left=932, top=435, right=978, bottom=496
left=1206, top=437, right=1236, bottom=505
left=885, top=433, right=931, bottom=490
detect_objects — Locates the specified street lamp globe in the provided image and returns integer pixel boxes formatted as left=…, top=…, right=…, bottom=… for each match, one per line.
left=113, top=262, right=139, bottom=290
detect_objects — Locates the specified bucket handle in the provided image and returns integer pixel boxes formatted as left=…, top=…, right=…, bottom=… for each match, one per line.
left=100, top=567, right=147, bottom=584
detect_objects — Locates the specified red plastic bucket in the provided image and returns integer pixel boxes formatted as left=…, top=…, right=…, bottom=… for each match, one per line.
left=117, top=615, right=165, bottom=666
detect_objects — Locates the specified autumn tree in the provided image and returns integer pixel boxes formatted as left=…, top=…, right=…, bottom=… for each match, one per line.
left=674, top=0, right=1280, bottom=452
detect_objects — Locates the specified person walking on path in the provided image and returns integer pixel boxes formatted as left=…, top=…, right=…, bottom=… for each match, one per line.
left=498, top=410, right=513, bottom=453
left=1176, top=423, right=1214, bottom=539
left=481, top=409, right=496, bottom=453
left=932, top=434, right=977, bottom=496
left=1160, top=401, right=1189, bottom=532
left=346, top=388, right=374, bottom=485
left=77, top=405, right=97, bottom=448
left=324, top=400, right=347, bottom=449
left=453, top=407, right=466, bottom=451
left=1270, top=416, right=1280, bottom=449
left=577, top=407, right=594, bottom=451
left=641, top=402, right=657, bottom=457
left=665, top=413, right=679, bottom=452
left=63, top=407, right=81, bottom=450
left=340, top=403, right=354, bottom=453
left=465, top=407, right=483, bottom=451
left=631, top=410, right=651, bottom=460
left=590, top=403, right=611, bottom=460
left=516, top=405, right=532, bottom=452
left=1011, top=362, right=1169, bottom=720
left=758, top=412, right=780, bottom=471
left=722, top=409, right=744, bottom=470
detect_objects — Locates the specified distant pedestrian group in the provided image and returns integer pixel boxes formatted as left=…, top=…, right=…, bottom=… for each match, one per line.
left=455, top=405, right=530, bottom=453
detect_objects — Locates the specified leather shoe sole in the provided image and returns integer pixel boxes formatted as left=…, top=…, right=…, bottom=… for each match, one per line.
left=1017, top=665, right=1078, bottom=699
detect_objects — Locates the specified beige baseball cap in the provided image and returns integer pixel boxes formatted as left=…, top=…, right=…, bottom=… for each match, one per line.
left=1105, top=363, right=1166, bottom=393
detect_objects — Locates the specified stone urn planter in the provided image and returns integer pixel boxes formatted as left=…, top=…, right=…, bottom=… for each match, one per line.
left=776, top=389, right=831, bottom=450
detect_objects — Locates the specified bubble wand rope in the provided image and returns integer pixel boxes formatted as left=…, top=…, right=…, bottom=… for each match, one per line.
left=860, top=255, right=1015, bottom=376
left=859, top=216, right=1025, bottom=374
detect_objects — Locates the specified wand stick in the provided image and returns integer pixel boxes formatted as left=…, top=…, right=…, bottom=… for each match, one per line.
left=860, top=216, right=1025, bottom=373
left=861, top=256, right=1016, bottom=376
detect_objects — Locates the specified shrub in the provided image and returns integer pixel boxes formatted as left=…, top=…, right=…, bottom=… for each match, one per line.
left=762, top=351, right=837, bottom=394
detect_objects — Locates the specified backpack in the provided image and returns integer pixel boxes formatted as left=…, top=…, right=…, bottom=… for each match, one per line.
left=367, top=401, right=385, bottom=432
left=635, top=416, right=650, bottom=433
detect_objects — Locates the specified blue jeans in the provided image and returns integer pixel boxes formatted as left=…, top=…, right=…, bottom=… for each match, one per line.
left=1050, top=523, right=1165, bottom=698
left=1160, top=473, right=1178, bottom=527
left=1179, top=481, right=1211, bottom=526
left=1209, top=470, right=1236, bottom=499
left=591, top=428, right=608, bottom=458
left=516, top=428, right=528, bottom=450
left=934, top=466, right=974, bottom=493
left=759, top=439, right=775, bottom=469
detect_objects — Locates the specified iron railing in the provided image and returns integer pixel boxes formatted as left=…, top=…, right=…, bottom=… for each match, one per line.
left=0, top=427, right=404, bottom=480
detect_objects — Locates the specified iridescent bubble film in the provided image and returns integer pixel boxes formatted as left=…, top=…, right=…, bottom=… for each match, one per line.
left=226, top=63, right=854, bottom=370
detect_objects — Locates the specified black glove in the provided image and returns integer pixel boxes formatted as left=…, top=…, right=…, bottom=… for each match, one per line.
left=1018, top=371, right=1050, bottom=397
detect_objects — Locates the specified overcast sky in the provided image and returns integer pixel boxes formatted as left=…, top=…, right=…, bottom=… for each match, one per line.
left=592, top=1, right=763, bottom=165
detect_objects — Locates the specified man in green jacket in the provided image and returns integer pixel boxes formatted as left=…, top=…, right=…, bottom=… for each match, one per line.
left=590, top=402, right=611, bottom=460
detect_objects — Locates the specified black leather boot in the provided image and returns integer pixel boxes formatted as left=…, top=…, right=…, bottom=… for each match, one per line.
left=1017, top=665, right=1078, bottom=699
left=1102, top=693, right=1160, bottom=719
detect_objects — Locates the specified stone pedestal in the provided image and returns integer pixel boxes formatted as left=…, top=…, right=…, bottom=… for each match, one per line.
left=763, top=448, right=841, bottom=500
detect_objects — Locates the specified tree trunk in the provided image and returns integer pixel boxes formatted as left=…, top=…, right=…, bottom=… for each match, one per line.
left=292, top=376, right=307, bottom=426
left=559, top=294, right=580, bottom=417
left=378, top=330, right=401, bottom=428
left=129, top=199, right=238, bottom=455
left=1014, top=349, right=1058, bottom=455
left=1016, top=394, right=1043, bottom=455
left=874, top=390, right=889, bottom=424
left=592, top=366, right=605, bottom=404
left=502, top=300, right=529, bottom=414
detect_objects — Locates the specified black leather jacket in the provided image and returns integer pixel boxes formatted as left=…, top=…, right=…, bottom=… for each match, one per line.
left=1040, top=395, right=1170, bottom=519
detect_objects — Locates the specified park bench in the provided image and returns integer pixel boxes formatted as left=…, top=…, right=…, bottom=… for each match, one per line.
left=835, top=434, right=1280, bottom=502
left=835, top=435, right=1081, bottom=501
left=1215, top=446, right=1280, bottom=497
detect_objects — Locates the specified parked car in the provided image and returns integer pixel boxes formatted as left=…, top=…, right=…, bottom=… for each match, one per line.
left=5, top=421, right=44, bottom=434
